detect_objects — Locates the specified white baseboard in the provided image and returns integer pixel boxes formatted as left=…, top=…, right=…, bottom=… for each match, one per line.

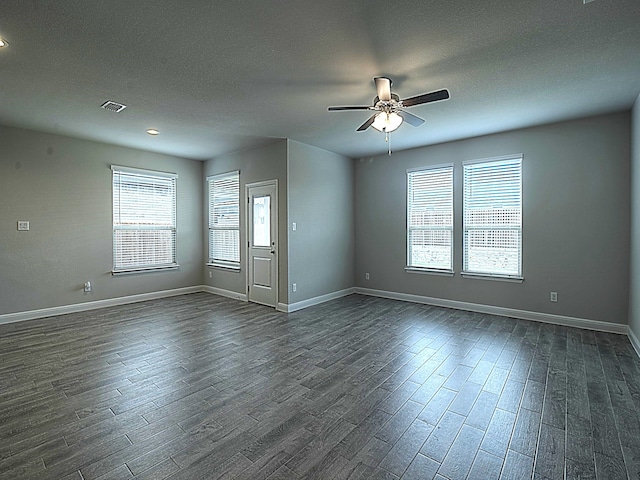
left=0, top=286, right=205, bottom=325
left=629, top=326, right=640, bottom=358
left=277, top=287, right=356, bottom=313
left=355, top=287, right=628, bottom=335
left=4, top=283, right=636, bottom=359
left=203, top=285, right=248, bottom=302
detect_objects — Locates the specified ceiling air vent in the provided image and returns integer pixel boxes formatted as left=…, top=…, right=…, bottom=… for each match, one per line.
left=100, top=100, right=127, bottom=113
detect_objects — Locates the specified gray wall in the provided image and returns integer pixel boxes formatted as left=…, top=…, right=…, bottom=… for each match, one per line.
left=203, top=140, right=289, bottom=303
left=629, top=95, right=640, bottom=339
left=3, top=110, right=635, bottom=326
left=355, top=112, right=631, bottom=325
left=0, top=125, right=203, bottom=315
left=287, top=140, right=355, bottom=304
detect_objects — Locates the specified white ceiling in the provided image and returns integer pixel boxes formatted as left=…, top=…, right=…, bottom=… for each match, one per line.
left=0, top=0, right=639, bottom=160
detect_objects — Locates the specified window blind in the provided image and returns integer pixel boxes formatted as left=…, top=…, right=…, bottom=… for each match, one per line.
left=208, top=171, right=240, bottom=266
left=463, top=155, right=522, bottom=277
left=112, top=166, right=177, bottom=272
left=407, top=165, right=454, bottom=271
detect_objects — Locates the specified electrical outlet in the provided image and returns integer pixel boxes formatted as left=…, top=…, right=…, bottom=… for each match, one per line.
left=84, top=281, right=92, bottom=293
left=17, top=221, right=29, bottom=231
left=550, top=291, right=558, bottom=303
left=365, top=273, right=370, bottom=280
left=292, top=222, right=297, bottom=231
left=292, top=283, right=297, bottom=292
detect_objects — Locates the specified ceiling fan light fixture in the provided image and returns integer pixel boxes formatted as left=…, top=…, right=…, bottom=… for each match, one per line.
left=371, top=112, right=403, bottom=133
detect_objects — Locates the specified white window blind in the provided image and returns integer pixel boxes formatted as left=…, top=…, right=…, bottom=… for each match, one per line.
left=208, top=171, right=240, bottom=267
left=112, top=166, right=178, bottom=273
left=407, top=165, right=454, bottom=271
left=463, top=155, right=522, bottom=278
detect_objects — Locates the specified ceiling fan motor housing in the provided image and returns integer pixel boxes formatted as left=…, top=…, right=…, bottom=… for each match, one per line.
left=374, top=93, right=402, bottom=113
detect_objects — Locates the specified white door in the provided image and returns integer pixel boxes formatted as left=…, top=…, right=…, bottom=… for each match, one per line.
left=247, top=181, right=278, bottom=307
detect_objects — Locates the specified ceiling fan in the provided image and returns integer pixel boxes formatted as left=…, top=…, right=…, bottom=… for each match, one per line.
left=328, top=77, right=450, bottom=134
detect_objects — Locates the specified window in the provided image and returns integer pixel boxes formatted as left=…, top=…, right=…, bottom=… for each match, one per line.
left=112, top=166, right=178, bottom=273
left=463, top=155, right=522, bottom=278
left=207, top=171, right=240, bottom=268
left=407, top=165, right=454, bottom=272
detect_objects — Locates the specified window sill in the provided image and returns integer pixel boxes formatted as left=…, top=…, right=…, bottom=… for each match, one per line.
left=461, top=272, right=523, bottom=283
left=207, top=263, right=241, bottom=272
left=112, top=264, right=179, bottom=276
left=405, top=267, right=454, bottom=277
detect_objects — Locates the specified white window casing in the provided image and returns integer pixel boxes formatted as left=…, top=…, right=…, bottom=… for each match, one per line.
left=112, top=166, right=178, bottom=274
left=207, top=171, right=240, bottom=269
left=407, top=164, right=454, bottom=273
left=462, top=154, right=523, bottom=280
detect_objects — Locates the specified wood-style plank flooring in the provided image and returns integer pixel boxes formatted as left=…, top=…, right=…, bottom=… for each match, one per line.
left=1, top=293, right=639, bottom=479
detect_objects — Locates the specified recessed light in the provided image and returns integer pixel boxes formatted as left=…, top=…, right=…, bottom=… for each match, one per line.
left=0, top=38, right=8, bottom=48
left=146, top=128, right=160, bottom=136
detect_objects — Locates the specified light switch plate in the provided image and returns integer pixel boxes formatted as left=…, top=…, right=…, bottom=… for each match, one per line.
left=17, top=221, right=29, bottom=231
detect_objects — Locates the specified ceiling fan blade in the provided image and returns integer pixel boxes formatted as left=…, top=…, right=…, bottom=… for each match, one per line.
left=374, top=77, right=392, bottom=102
left=356, top=115, right=377, bottom=131
left=401, top=89, right=450, bottom=108
left=399, top=110, right=425, bottom=127
left=328, top=106, right=371, bottom=111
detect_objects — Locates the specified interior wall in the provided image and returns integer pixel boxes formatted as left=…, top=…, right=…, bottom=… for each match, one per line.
left=287, top=140, right=355, bottom=304
left=0, top=125, right=203, bottom=316
left=355, top=112, right=631, bottom=325
left=203, top=140, right=289, bottom=303
left=629, top=95, right=640, bottom=343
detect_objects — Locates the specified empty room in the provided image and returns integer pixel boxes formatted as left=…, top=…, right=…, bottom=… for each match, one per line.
left=1, top=1, right=640, bottom=479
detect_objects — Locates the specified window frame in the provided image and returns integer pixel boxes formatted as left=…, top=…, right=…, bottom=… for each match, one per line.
left=406, top=163, right=455, bottom=275
left=207, top=170, right=241, bottom=270
left=462, top=154, right=523, bottom=281
left=111, top=165, right=178, bottom=275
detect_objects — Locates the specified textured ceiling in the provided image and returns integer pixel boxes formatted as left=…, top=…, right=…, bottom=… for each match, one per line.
left=0, top=0, right=639, bottom=160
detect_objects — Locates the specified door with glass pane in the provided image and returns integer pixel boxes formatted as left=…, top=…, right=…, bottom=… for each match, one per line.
left=247, top=181, right=278, bottom=307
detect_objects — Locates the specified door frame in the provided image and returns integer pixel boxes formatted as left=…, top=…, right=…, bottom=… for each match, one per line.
left=245, top=179, right=278, bottom=307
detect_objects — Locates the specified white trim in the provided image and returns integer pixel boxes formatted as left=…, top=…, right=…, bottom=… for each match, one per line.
left=405, top=267, right=454, bottom=277
left=246, top=179, right=279, bottom=308
left=462, top=153, right=523, bottom=166
left=354, top=287, right=628, bottom=335
left=207, top=170, right=241, bottom=265
left=461, top=272, right=524, bottom=283
left=406, top=162, right=454, bottom=174
left=0, top=286, right=203, bottom=325
left=246, top=179, right=280, bottom=189
left=629, top=326, right=640, bottom=358
left=111, top=164, right=178, bottom=179
left=203, top=285, right=248, bottom=302
left=462, top=155, right=523, bottom=278
left=406, top=164, right=454, bottom=273
left=112, top=264, right=180, bottom=275
left=2, top=285, right=636, bottom=359
left=206, top=263, right=241, bottom=272
left=206, top=170, right=240, bottom=182
left=277, top=288, right=355, bottom=313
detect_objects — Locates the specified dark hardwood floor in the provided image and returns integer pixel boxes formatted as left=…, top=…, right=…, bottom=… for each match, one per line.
left=1, top=293, right=639, bottom=480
